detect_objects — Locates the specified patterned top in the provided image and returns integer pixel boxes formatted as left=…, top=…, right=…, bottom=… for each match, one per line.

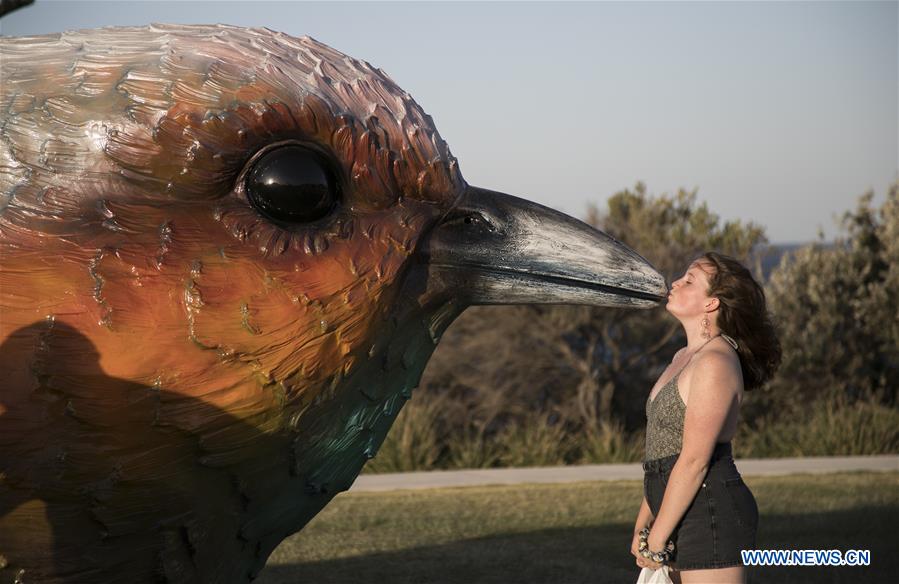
left=644, top=371, right=687, bottom=461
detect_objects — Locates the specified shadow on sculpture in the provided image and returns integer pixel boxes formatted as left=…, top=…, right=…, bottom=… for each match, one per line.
left=0, top=321, right=281, bottom=583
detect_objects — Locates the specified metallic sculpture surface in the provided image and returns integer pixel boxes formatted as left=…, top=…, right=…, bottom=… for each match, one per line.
left=0, top=25, right=667, bottom=582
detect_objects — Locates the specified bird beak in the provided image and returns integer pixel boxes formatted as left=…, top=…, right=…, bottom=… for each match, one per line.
left=414, top=186, right=668, bottom=309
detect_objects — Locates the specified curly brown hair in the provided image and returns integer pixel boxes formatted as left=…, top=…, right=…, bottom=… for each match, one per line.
left=697, top=252, right=782, bottom=390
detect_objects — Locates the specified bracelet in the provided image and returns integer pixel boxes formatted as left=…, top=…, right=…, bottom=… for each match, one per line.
left=638, top=527, right=675, bottom=564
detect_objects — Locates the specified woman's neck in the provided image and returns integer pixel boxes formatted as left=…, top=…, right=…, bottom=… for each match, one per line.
left=683, top=317, right=719, bottom=351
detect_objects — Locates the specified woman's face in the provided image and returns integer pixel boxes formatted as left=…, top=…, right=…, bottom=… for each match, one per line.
left=666, top=260, right=715, bottom=318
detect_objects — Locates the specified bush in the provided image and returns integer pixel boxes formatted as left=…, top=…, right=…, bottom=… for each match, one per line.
left=494, top=412, right=573, bottom=468
left=756, top=182, right=899, bottom=421
left=737, top=395, right=899, bottom=458
left=577, top=419, right=645, bottom=464
left=363, top=181, right=899, bottom=473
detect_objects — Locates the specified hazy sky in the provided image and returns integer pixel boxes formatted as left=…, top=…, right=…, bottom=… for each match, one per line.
left=3, top=1, right=896, bottom=244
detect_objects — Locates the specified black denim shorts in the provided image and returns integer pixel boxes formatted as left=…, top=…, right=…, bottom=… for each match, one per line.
left=642, top=442, right=758, bottom=570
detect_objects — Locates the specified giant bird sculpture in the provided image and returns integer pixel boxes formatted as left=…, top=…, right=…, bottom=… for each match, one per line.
left=0, top=24, right=668, bottom=582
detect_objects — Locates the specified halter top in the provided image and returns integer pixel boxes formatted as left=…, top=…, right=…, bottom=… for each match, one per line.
left=644, top=371, right=687, bottom=461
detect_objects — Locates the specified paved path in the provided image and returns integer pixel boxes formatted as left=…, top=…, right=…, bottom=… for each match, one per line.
left=349, top=454, right=898, bottom=492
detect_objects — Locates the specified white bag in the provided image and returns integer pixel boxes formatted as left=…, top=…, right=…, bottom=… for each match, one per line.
left=636, top=565, right=673, bottom=584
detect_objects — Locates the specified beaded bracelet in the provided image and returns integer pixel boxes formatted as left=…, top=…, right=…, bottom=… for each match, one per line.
left=637, top=527, right=675, bottom=564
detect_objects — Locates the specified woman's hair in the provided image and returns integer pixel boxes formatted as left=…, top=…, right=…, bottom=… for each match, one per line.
left=697, top=251, right=782, bottom=390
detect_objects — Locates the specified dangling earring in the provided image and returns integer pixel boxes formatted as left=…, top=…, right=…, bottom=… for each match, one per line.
left=701, top=316, right=711, bottom=340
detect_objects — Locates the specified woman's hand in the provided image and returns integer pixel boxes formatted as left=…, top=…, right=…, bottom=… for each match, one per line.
left=631, top=530, right=664, bottom=570
left=640, top=555, right=664, bottom=570
left=641, top=529, right=668, bottom=570
left=632, top=531, right=649, bottom=568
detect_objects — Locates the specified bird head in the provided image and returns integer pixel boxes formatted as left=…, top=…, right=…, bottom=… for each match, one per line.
left=1, top=22, right=664, bottom=412
left=0, top=23, right=666, bottom=572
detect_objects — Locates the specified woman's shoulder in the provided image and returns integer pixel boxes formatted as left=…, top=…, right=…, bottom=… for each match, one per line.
left=683, top=342, right=743, bottom=391
left=696, top=341, right=740, bottom=369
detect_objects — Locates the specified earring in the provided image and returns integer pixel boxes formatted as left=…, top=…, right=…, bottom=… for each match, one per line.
left=701, top=316, right=711, bottom=340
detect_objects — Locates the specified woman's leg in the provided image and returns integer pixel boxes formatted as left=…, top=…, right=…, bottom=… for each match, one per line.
left=678, top=566, right=744, bottom=583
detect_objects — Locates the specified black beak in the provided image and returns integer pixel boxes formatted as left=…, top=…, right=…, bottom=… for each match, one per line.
left=415, top=186, right=668, bottom=309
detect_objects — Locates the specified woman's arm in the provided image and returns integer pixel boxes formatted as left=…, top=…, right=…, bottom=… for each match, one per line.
left=646, top=352, right=738, bottom=554
left=634, top=494, right=654, bottom=534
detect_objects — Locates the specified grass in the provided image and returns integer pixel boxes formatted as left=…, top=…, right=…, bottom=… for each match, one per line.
left=736, top=396, right=899, bottom=457
left=579, top=419, right=645, bottom=464
left=256, top=471, right=899, bottom=584
left=361, top=394, right=898, bottom=474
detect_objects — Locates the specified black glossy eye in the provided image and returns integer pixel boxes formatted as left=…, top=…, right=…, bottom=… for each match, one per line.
left=246, top=145, right=339, bottom=223
left=442, top=210, right=496, bottom=232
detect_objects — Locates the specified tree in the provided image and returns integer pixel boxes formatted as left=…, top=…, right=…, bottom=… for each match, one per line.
left=541, top=183, right=767, bottom=432
left=400, top=181, right=898, bottom=467
left=758, top=181, right=899, bottom=420
left=420, top=182, right=768, bottom=439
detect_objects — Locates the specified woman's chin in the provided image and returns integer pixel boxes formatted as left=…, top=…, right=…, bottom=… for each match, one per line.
left=664, top=300, right=681, bottom=316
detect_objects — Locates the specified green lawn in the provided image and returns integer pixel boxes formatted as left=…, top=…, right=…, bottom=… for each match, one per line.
left=256, top=472, right=899, bottom=584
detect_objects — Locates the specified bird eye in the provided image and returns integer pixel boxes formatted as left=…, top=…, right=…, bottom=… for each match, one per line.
left=442, top=210, right=495, bottom=232
left=245, top=145, right=339, bottom=223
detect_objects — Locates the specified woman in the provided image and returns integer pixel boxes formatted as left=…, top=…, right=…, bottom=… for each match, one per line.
left=630, top=252, right=781, bottom=583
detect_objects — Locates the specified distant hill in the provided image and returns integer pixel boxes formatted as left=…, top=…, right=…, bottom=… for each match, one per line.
left=752, top=242, right=836, bottom=280
left=754, top=243, right=804, bottom=279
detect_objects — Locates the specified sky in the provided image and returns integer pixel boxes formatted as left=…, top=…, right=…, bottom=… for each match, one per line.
left=2, top=1, right=897, bottom=244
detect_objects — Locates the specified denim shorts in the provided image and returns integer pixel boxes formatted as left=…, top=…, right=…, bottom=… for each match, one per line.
left=642, top=442, right=758, bottom=570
